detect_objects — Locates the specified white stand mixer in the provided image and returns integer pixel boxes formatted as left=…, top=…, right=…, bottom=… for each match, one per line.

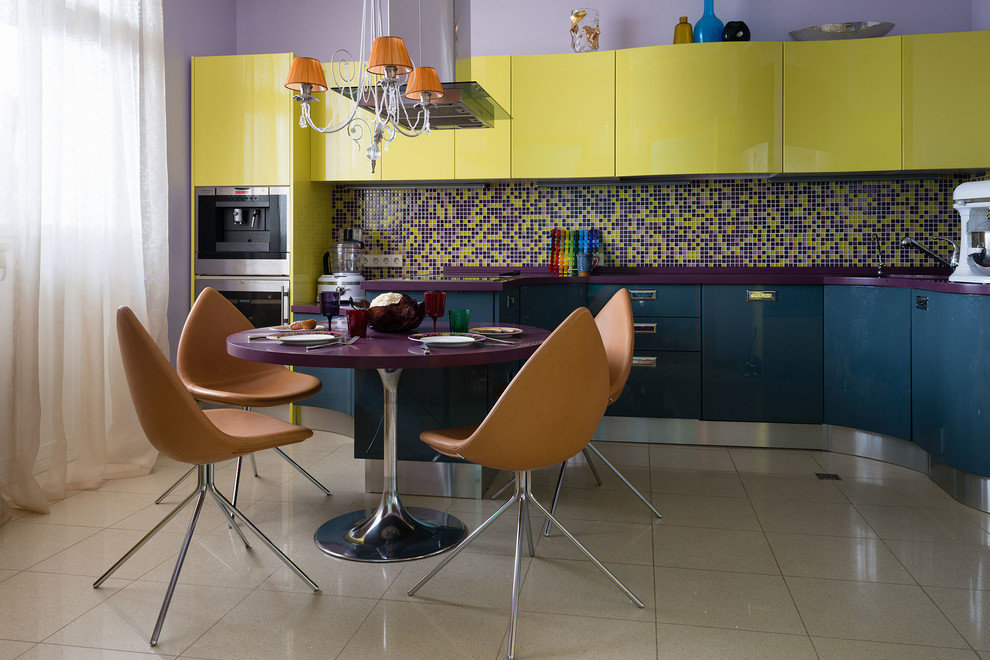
left=318, top=228, right=366, bottom=304
left=949, top=180, right=990, bottom=284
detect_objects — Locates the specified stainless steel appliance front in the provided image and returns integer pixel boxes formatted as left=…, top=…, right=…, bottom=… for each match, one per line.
left=194, top=186, right=290, bottom=277
left=193, top=277, right=289, bottom=328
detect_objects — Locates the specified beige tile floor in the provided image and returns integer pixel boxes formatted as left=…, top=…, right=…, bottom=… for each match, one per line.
left=2, top=431, right=990, bottom=658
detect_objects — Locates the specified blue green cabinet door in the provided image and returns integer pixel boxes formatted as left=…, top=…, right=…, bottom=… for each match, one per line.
left=824, top=285, right=911, bottom=440
left=520, top=284, right=587, bottom=330
left=912, top=290, right=990, bottom=477
left=292, top=313, right=354, bottom=415
left=702, top=285, right=823, bottom=423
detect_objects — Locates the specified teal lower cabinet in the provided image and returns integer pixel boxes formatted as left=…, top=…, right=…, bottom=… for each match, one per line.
left=912, top=290, right=990, bottom=477
left=520, top=284, right=587, bottom=330
left=607, top=351, right=701, bottom=419
left=702, top=284, right=823, bottom=424
left=824, top=285, right=910, bottom=440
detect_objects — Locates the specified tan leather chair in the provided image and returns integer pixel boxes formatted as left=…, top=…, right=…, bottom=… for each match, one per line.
left=542, top=288, right=662, bottom=534
left=156, top=287, right=328, bottom=507
left=96, top=307, right=318, bottom=646
left=407, top=308, right=644, bottom=660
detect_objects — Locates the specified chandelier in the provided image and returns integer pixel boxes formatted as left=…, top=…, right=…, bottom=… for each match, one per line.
left=283, top=0, right=444, bottom=173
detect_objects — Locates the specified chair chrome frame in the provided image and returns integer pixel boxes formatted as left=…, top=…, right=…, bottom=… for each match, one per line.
left=409, top=470, right=644, bottom=660
left=95, top=462, right=319, bottom=646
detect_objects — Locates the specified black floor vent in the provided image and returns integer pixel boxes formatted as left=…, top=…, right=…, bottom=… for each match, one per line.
left=816, top=473, right=842, bottom=480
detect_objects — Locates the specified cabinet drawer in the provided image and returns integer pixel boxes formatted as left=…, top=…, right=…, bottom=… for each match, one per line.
left=588, top=284, right=700, bottom=317
left=633, top=317, right=700, bottom=351
left=606, top=351, right=700, bottom=420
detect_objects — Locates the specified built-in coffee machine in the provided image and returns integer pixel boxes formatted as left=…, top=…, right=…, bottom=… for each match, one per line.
left=194, top=186, right=291, bottom=327
left=949, top=180, right=990, bottom=284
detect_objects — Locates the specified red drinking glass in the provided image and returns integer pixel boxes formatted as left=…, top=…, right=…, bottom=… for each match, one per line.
left=424, top=291, right=446, bottom=333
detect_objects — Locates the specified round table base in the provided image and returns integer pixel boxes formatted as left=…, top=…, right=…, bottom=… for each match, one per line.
left=314, top=507, right=466, bottom=562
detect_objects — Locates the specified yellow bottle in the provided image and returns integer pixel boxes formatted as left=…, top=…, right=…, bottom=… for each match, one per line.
left=673, top=16, right=694, bottom=44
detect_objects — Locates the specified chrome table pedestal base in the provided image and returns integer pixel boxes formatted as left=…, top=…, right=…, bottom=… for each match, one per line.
left=314, top=368, right=466, bottom=562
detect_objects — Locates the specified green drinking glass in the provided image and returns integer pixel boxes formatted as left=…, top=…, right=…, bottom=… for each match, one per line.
left=448, top=309, right=470, bottom=333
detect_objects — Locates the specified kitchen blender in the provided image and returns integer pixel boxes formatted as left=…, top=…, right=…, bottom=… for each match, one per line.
left=318, top=228, right=367, bottom=305
left=949, top=180, right=990, bottom=284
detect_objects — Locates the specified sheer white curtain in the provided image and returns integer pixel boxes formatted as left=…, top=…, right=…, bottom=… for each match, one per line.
left=0, top=0, right=169, bottom=524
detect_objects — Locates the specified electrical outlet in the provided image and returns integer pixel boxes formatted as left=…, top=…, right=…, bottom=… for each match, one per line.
left=362, top=253, right=404, bottom=268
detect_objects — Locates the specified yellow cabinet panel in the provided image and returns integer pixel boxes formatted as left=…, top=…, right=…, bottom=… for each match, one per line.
left=454, top=56, right=511, bottom=180
left=310, top=62, right=382, bottom=182
left=382, top=128, right=455, bottom=181
left=511, top=52, right=615, bottom=179
left=784, top=38, right=901, bottom=173
left=192, top=54, right=293, bottom=185
left=904, top=31, right=990, bottom=170
left=617, top=43, right=781, bottom=176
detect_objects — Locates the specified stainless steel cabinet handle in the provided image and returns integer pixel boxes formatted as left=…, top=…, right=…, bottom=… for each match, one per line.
left=632, top=356, right=657, bottom=368
left=747, top=290, right=777, bottom=302
left=633, top=322, right=657, bottom=334
left=629, top=289, right=657, bottom=301
left=280, top=283, right=290, bottom=324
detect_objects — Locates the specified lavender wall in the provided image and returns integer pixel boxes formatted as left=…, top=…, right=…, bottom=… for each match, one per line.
left=163, top=0, right=236, bottom=363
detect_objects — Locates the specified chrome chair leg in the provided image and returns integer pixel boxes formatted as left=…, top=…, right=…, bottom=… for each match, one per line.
left=509, top=479, right=527, bottom=660
left=582, top=446, right=604, bottom=486
left=231, top=455, right=245, bottom=508
left=542, top=460, right=569, bottom=536
left=249, top=452, right=259, bottom=477
left=585, top=443, right=662, bottom=519
left=208, top=487, right=249, bottom=548
left=151, top=488, right=206, bottom=646
left=489, top=474, right=514, bottom=500
left=274, top=447, right=331, bottom=495
left=154, top=466, right=196, bottom=505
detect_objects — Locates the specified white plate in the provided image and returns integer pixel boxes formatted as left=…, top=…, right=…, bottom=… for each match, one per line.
left=419, top=336, right=480, bottom=348
left=268, top=332, right=342, bottom=346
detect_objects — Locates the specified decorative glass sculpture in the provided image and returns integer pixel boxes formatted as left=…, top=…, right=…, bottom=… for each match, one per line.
left=570, top=8, right=600, bottom=52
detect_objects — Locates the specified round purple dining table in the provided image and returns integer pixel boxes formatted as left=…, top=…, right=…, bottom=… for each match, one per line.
left=227, top=324, right=550, bottom=562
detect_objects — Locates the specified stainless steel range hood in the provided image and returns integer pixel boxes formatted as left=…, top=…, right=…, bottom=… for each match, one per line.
left=331, top=0, right=508, bottom=130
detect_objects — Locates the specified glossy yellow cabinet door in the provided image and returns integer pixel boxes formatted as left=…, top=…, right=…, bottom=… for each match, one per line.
left=784, top=37, right=901, bottom=173
left=310, top=62, right=382, bottom=182
left=381, top=127, right=454, bottom=181
left=511, top=52, right=615, bottom=179
left=904, top=31, right=990, bottom=170
left=617, top=43, right=781, bottom=176
left=454, top=56, right=511, bottom=180
left=192, top=54, right=293, bottom=185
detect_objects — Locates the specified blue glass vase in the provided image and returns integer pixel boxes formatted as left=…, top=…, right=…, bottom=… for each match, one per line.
left=693, top=0, right=724, bottom=43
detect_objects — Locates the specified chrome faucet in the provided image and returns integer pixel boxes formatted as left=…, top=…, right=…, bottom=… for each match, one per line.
left=873, top=232, right=886, bottom=277
left=900, top=236, right=959, bottom=269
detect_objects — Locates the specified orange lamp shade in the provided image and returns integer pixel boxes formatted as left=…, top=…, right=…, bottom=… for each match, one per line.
left=405, top=66, right=444, bottom=100
left=284, top=56, right=328, bottom=92
left=367, top=36, right=413, bottom=76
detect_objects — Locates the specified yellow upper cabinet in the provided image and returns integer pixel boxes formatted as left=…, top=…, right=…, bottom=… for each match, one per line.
left=617, top=42, right=781, bottom=177
left=192, top=54, right=294, bottom=186
left=310, top=62, right=382, bottom=182
left=454, top=56, right=511, bottom=180
left=511, top=51, right=615, bottom=179
left=903, top=31, right=990, bottom=170
left=381, top=127, right=455, bottom=181
left=783, top=37, right=901, bottom=173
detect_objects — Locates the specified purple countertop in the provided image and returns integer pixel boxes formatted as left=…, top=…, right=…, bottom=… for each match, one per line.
left=293, top=266, right=990, bottom=312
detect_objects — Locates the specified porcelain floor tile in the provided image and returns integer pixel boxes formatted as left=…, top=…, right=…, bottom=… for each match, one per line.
left=767, top=532, right=914, bottom=583
left=590, top=441, right=651, bottom=468
left=924, top=585, right=990, bottom=651
left=518, top=557, right=655, bottom=622
left=0, top=640, right=35, bottom=659
left=751, top=498, right=878, bottom=537
left=138, top=531, right=285, bottom=590
left=653, top=525, right=779, bottom=574
left=856, top=504, right=990, bottom=545
left=337, top=600, right=507, bottom=660
left=499, top=612, right=657, bottom=660
left=653, top=567, right=805, bottom=634
left=18, top=644, right=175, bottom=659
left=887, top=539, right=990, bottom=589
left=542, top=487, right=660, bottom=525
left=0, top=522, right=99, bottom=570
left=648, top=445, right=735, bottom=472
left=657, top=623, right=817, bottom=659
left=648, top=492, right=760, bottom=530
left=183, top=590, right=375, bottom=660
left=811, top=636, right=979, bottom=659
left=0, top=572, right=125, bottom=642
left=785, top=576, right=968, bottom=648
left=537, top=516, right=655, bottom=565
left=385, top=551, right=532, bottom=610
left=28, top=528, right=186, bottom=580
left=837, top=477, right=957, bottom=508
left=740, top=473, right=848, bottom=503
left=19, top=492, right=156, bottom=529
left=729, top=448, right=825, bottom=475
left=649, top=467, right=747, bottom=498
left=44, top=580, right=250, bottom=656
left=95, top=467, right=198, bottom=496
left=811, top=452, right=927, bottom=481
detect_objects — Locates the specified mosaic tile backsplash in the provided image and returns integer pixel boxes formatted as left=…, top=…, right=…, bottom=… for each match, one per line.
left=327, top=174, right=987, bottom=278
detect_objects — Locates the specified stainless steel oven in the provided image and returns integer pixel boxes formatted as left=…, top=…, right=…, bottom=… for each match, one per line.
left=194, top=277, right=289, bottom=328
